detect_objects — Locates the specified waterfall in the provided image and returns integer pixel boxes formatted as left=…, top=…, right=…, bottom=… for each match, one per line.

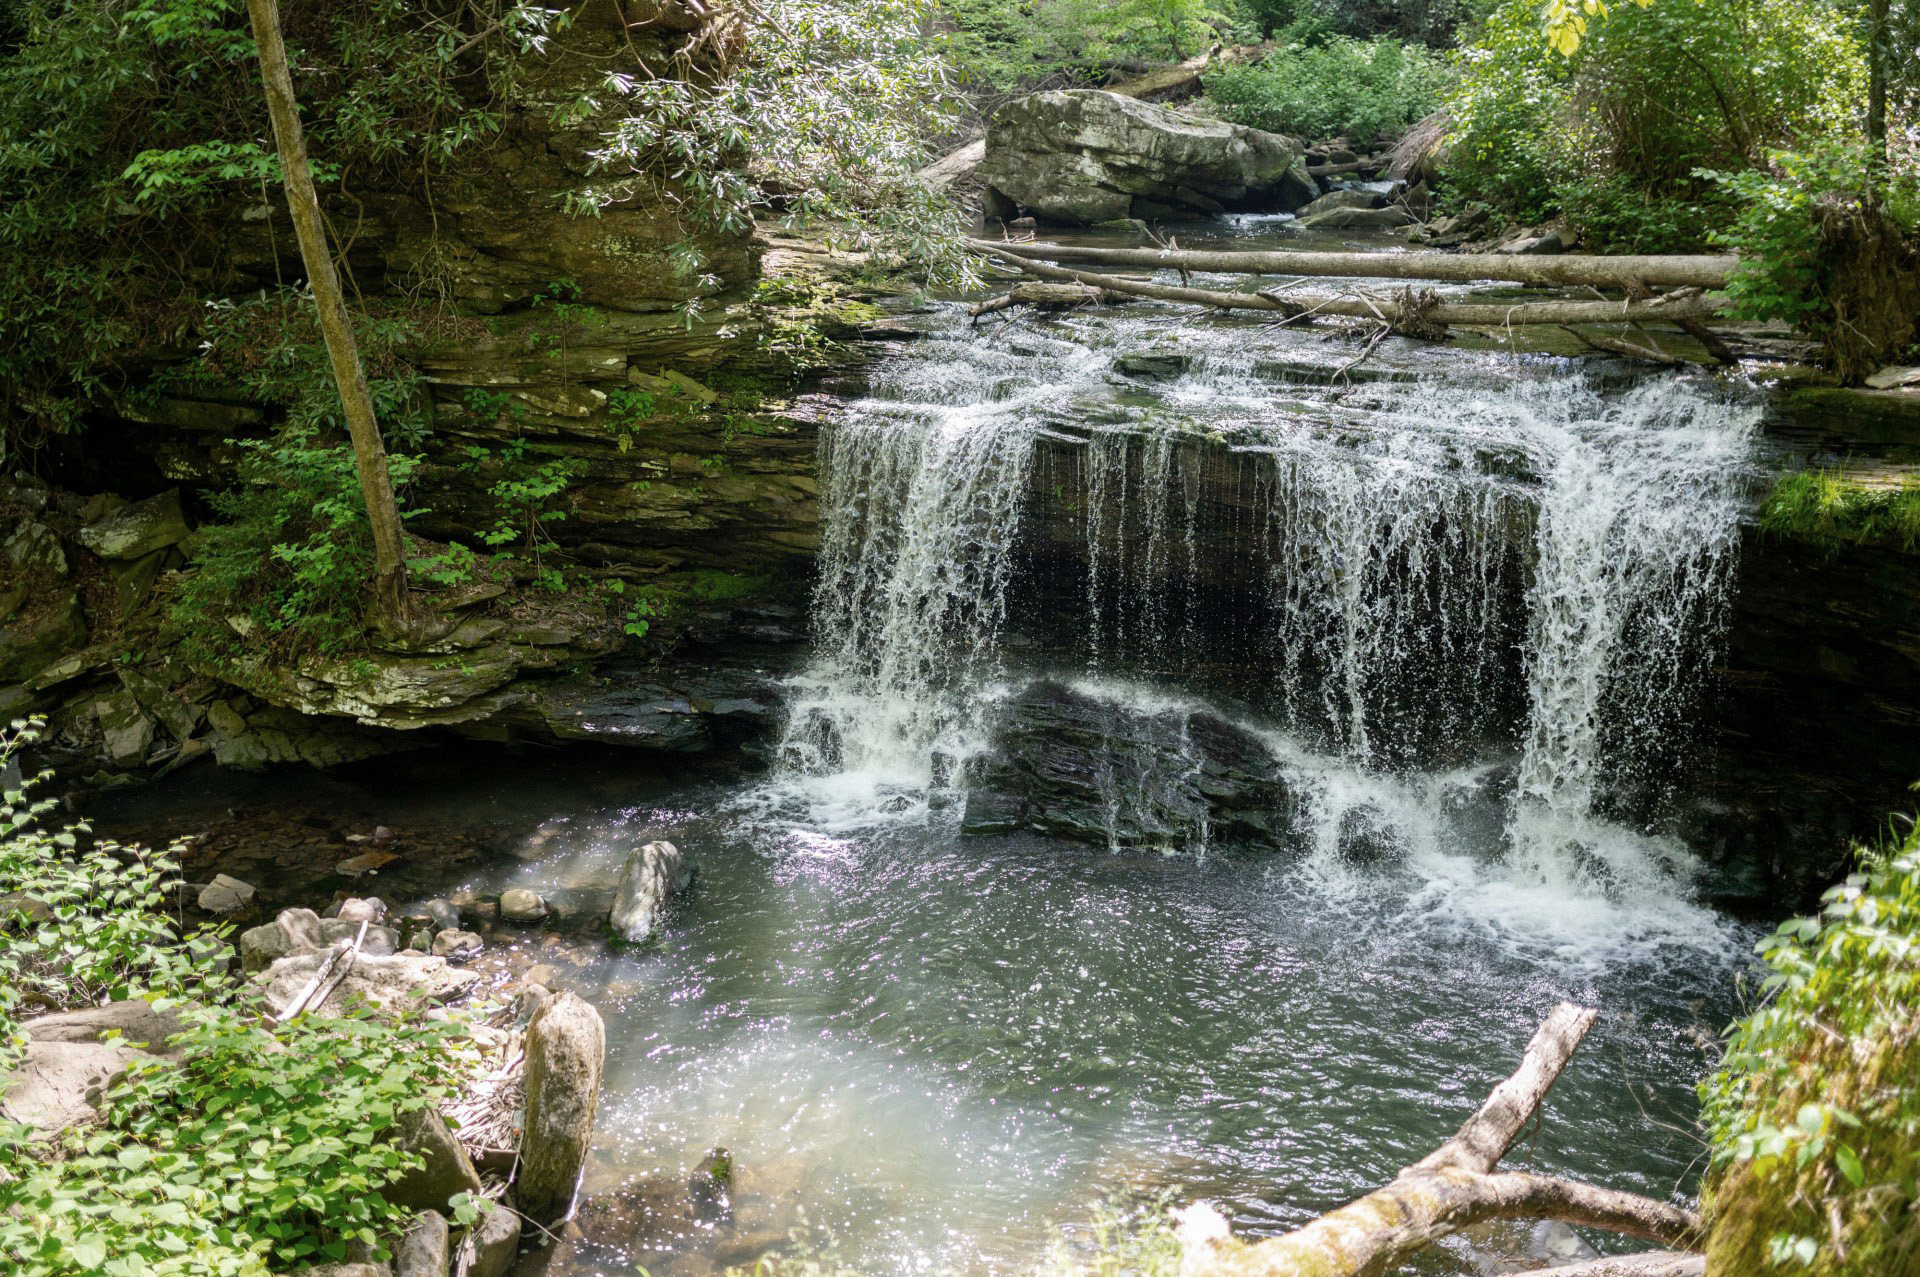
left=779, top=302, right=1760, bottom=881
left=777, top=327, right=1107, bottom=799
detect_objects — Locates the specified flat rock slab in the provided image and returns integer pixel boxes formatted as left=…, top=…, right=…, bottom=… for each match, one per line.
left=75, top=488, right=189, bottom=560
left=258, top=950, right=481, bottom=1018
left=24, top=1001, right=189, bottom=1057
left=0, top=1039, right=145, bottom=1140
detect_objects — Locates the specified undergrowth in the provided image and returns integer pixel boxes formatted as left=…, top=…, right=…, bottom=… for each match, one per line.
left=1759, top=469, right=1920, bottom=552
left=0, top=720, right=483, bottom=1276
left=1204, top=37, right=1448, bottom=146
left=1701, top=819, right=1920, bottom=1273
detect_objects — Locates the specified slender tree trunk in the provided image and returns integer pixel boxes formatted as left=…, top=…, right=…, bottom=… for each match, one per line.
left=1867, top=0, right=1889, bottom=157
left=246, top=0, right=414, bottom=640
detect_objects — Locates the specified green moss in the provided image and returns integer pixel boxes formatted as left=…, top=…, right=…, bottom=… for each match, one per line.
left=1759, top=469, right=1920, bottom=552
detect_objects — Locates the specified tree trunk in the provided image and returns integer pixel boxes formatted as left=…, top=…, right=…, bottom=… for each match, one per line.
left=975, top=246, right=1724, bottom=329
left=969, top=239, right=1738, bottom=290
left=1182, top=1004, right=1704, bottom=1277
left=246, top=0, right=414, bottom=640
left=1867, top=0, right=1889, bottom=155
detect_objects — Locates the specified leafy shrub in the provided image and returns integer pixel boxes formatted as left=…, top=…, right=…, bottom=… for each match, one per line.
left=1205, top=36, right=1449, bottom=145
left=166, top=434, right=421, bottom=666
left=0, top=721, right=483, bottom=1276
left=1708, top=142, right=1920, bottom=335
left=1443, top=0, right=1867, bottom=240
left=1701, top=821, right=1920, bottom=1274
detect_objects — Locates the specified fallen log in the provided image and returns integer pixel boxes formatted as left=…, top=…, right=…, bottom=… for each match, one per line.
left=972, top=244, right=1725, bottom=329
left=1305, top=156, right=1388, bottom=178
left=968, top=281, right=1130, bottom=319
left=967, top=238, right=1738, bottom=290
left=1181, top=1003, right=1703, bottom=1277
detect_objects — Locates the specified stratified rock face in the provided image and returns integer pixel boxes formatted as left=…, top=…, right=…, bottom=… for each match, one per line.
left=962, top=681, right=1307, bottom=850
left=519, top=991, right=607, bottom=1226
left=979, top=90, right=1312, bottom=225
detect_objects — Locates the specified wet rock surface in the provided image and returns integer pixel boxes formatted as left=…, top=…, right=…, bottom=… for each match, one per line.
left=980, top=90, right=1313, bottom=225
left=963, top=681, right=1308, bottom=850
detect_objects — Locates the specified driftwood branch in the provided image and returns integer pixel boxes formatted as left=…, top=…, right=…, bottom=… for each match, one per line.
left=1510, top=1253, right=1704, bottom=1277
left=972, top=244, right=1725, bottom=330
left=967, top=239, right=1738, bottom=291
left=1183, top=1003, right=1704, bottom=1277
left=1560, top=326, right=1690, bottom=367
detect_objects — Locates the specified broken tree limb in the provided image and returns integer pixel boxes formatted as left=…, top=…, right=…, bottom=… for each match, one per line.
left=966, top=239, right=1738, bottom=291
left=1561, top=326, right=1690, bottom=367
left=1182, top=1003, right=1704, bottom=1277
left=968, top=280, right=1131, bottom=319
left=971, top=245, right=1726, bottom=329
left=1510, top=1253, right=1704, bottom=1277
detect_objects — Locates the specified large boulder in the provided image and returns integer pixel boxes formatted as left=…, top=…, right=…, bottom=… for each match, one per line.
left=388, top=1109, right=483, bottom=1213
left=394, top=1211, right=451, bottom=1277
left=257, top=950, right=480, bottom=1018
left=518, top=992, right=606, bottom=1226
left=961, top=681, right=1308, bottom=850
left=979, top=90, right=1313, bottom=225
left=74, top=489, right=189, bottom=560
left=609, top=841, right=689, bottom=944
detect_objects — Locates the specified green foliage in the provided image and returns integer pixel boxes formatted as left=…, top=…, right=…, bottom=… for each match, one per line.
left=942, top=0, right=1246, bottom=90
left=1205, top=37, right=1449, bottom=145
left=1701, top=822, right=1920, bottom=1274
left=1038, top=1196, right=1183, bottom=1277
left=0, top=721, right=477, bottom=1276
left=0, top=725, right=214, bottom=1051
left=577, top=0, right=973, bottom=295
left=1443, top=0, right=1867, bottom=246
left=460, top=437, right=585, bottom=561
left=1707, top=142, right=1920, bottom=331
left=1759, top=468, right=1920, bottom=553
left=0, top=0, right=543, bottom=453
left=169, top=433, right=418, bottom=664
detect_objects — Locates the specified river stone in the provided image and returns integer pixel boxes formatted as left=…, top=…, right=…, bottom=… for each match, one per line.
left=94, top=689, right=156, bottom=768
left=979, top=90, right=1311, bottom=225
left=197, top=873, right=256, bottom=914
left=609, top=841, right=690, bottom=944
left=0, top=1039, right=144, bottom=1140
left=499, top=888, right=549, bottom=922
left=425, top=898, right=464, bottom=932
left=1496, top=230, right=1566, bottom=255
left=1295, top=204, right=1415, bottom=230
left=332, top=896, right=388, bottom=924
left=1114, top=352, right=1191, bottom=380
left=0, top=590, right=87, bottom=683
left=1298, top=187, right=1386, bottom=214
left=5, top=521, right=66, bottom=576
left=962, top=681, right=1307, bottom=850
left=394, top=1210, right=451, bottom=1277
left=75, top=488, right=189, bottom=560
left=258, top=950, right=481, bottom=1017
left=388, top=1108, right=484, bottom=1213
left=466, top=1196, right=522, bottom=1277
left=518, top=991, right=606, bottom=1225
left=432, top=929, right=483, bottom=958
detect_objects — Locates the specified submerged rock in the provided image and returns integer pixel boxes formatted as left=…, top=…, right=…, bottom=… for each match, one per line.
left=609, top=841, right=690, bottom=944
left=499, top=888, right=549, bottom=922
left=519, top=992, right=607, bottom=1226
left=979, top=90, right=1312, bottom=225
left=961, top=681, right=1307, bottom=851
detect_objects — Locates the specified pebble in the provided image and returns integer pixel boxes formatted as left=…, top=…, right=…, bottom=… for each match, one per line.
left=499, top=888, right=549, bottom=922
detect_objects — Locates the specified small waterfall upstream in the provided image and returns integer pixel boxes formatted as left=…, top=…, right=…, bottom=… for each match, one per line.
left=777, top=304, right=1760, bottom=911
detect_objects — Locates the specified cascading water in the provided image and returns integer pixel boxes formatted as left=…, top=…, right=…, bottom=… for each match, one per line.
left=778, top=301, right=1761, bottom=918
